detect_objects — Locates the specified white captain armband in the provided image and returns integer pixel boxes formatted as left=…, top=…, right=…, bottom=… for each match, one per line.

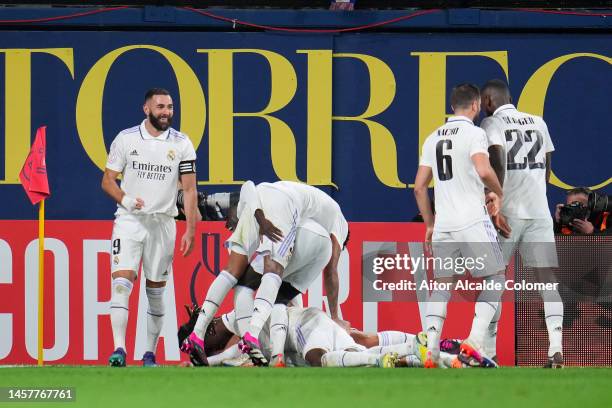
left=179, top=160, right=196, bottom=175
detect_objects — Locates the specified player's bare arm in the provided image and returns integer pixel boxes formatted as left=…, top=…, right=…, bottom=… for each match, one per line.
left=323, top=235, right=345, bottom=327
left=101, top=167, right=144, bottom=210
left=254, top=209, right=283, bottom=242
left=413, top=165, right=434, bottom=242
left=488, top=145, right=505, bottom=188
left=179, top=172, right=197, bottom=256
left=472, top=153, right=503, bottom=215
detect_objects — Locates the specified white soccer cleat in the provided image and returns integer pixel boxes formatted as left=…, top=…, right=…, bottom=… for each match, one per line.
left=222, top=353, right=254, bottom=367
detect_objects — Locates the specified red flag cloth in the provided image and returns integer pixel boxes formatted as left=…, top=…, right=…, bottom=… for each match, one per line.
left=19, top=126, right=50, bottom=205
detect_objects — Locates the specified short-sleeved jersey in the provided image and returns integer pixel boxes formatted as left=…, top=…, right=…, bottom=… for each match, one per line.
left=420, top=116, right=490, bottom=232
left=480, top=104, right=554, bottom=219
left=105, top=120, right=197, bottom=217
left=239, top=181, right=349, bottom=246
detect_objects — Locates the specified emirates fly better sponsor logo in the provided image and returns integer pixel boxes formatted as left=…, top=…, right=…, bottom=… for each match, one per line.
left=132, top=161, right=173, bottom=181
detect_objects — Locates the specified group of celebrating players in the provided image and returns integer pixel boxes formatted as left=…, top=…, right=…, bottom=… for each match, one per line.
left=101, top=80, right=564, bottom=369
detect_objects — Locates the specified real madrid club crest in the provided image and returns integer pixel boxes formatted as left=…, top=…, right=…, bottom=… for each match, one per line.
left=113, top=256, right=119, bottom=265
left=167, top=149, right=176, bottom=161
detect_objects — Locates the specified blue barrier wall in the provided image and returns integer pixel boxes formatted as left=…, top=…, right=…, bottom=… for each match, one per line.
left=0, top=8, right=610, bottom=221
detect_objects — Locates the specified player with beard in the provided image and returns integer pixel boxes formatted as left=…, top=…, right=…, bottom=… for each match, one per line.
left=414, top=83, right=506, bottom=368
left=102, top=88, right=198, bottom=367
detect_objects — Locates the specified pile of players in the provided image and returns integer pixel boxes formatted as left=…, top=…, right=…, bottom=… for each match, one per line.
left=103, top=81, right=564, bottom=369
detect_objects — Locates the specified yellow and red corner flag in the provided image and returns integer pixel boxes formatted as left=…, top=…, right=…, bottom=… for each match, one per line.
left=19, top=126, right=50, bottom=204
left=19, top=125, right=49, bottom=367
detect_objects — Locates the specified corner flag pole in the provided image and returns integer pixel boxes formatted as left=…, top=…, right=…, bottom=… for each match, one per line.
left=18, top=125, right=50, bottom=367
left=38, top=199, right=45, bottom=366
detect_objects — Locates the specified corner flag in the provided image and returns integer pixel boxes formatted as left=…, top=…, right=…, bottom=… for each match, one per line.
left=19, top=126, right=50, bottom=204
left=19, top=125, right=49, bottom=367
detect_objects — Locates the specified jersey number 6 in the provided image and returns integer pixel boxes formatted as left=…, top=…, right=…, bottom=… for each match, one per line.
left=435, top=139, right=453, bottom=181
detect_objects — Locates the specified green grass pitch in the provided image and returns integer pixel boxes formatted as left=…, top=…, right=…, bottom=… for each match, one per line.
left=1, top=367, right=611, bottom=408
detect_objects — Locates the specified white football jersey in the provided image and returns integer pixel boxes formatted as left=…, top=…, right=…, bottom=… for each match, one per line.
left=480, top=104, right=554, bottom=219
left=420, top=116, right=490, bottom=232
left=240, top=181, right=349, bottom=246
left=106, top=120, right=197, bottom=217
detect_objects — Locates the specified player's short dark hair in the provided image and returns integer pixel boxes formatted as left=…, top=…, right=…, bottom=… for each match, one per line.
left=450, top=83, right=480, bottom=110
left=144, top=88, right=170, bottom=102
left=567, top=187, right=591, bottom=197
left=481, top=79, right=512, bottom=105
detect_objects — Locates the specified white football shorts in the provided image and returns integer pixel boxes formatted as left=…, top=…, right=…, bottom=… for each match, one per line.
left=110, top=213, right=176, bottom=282
left=432, top=219, right=505, bottom=278
left=499, top=216, right=558, bottom=268
left=250, top=219, right=332, bottom=293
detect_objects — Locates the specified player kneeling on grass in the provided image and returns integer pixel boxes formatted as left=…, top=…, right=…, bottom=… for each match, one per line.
left=178, top=305, right=397, bottom=368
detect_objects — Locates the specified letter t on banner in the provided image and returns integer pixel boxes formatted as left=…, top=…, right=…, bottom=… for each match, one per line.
left=19, top=125, right=50, bottom=366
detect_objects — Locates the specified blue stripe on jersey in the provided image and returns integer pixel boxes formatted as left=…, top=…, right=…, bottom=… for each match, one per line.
left=170, top=128, right=186, bottom=140
left=278, top=225, right=298, bottom=258
left=296, top=326, right=306, bottom=348
left=483, top=220, right=504, bottom=266
left=277, top=210, right=299, bottom=257
left=381, top=332, right=388, bottom=347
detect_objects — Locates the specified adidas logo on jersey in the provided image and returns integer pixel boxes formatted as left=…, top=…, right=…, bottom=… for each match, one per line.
left=130, top=149, right=139, bottom=156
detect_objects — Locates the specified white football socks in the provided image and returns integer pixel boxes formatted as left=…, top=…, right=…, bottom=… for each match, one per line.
left=110, top=277, right=133, bottom=351
left=484, top=303, right=501, bottom=358
left=207, top=344, right=242, bottom=366
left=366, top=341, right=414, bottom=358
left=377, top=331, right=412, bottom=347
left=270, top=304, right=289, bottom=358
left=425, top=287, right=451, bottom=360
left=145, top=286, right=165, bottom=353
left=468, top=274, right=505, bottom=347
left=248, top=273, right=283, bottom=338
left=194, top=270, right=237, bottom=339
left=233, top=285, right=255, bottom=337
left=321, top=351, right=379, bottom=367
left=541, top=289, right=564, bottom=356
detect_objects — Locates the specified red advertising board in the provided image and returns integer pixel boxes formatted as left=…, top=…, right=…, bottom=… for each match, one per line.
left=0, top=221, right=514, bottom=366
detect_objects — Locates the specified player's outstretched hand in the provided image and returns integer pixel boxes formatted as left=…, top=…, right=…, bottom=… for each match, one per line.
left=184, top=304, right=201, bottom=320
left=259, top=218, right=284, bottom=243
left=492, top=213, right=512, bottom=238
left=485, top=191, right=501, bottom=216
left=180, top=231, right=195, bottom=256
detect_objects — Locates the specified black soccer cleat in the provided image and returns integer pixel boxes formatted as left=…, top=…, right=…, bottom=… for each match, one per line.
left=544, top=352, right=564, bottom=369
